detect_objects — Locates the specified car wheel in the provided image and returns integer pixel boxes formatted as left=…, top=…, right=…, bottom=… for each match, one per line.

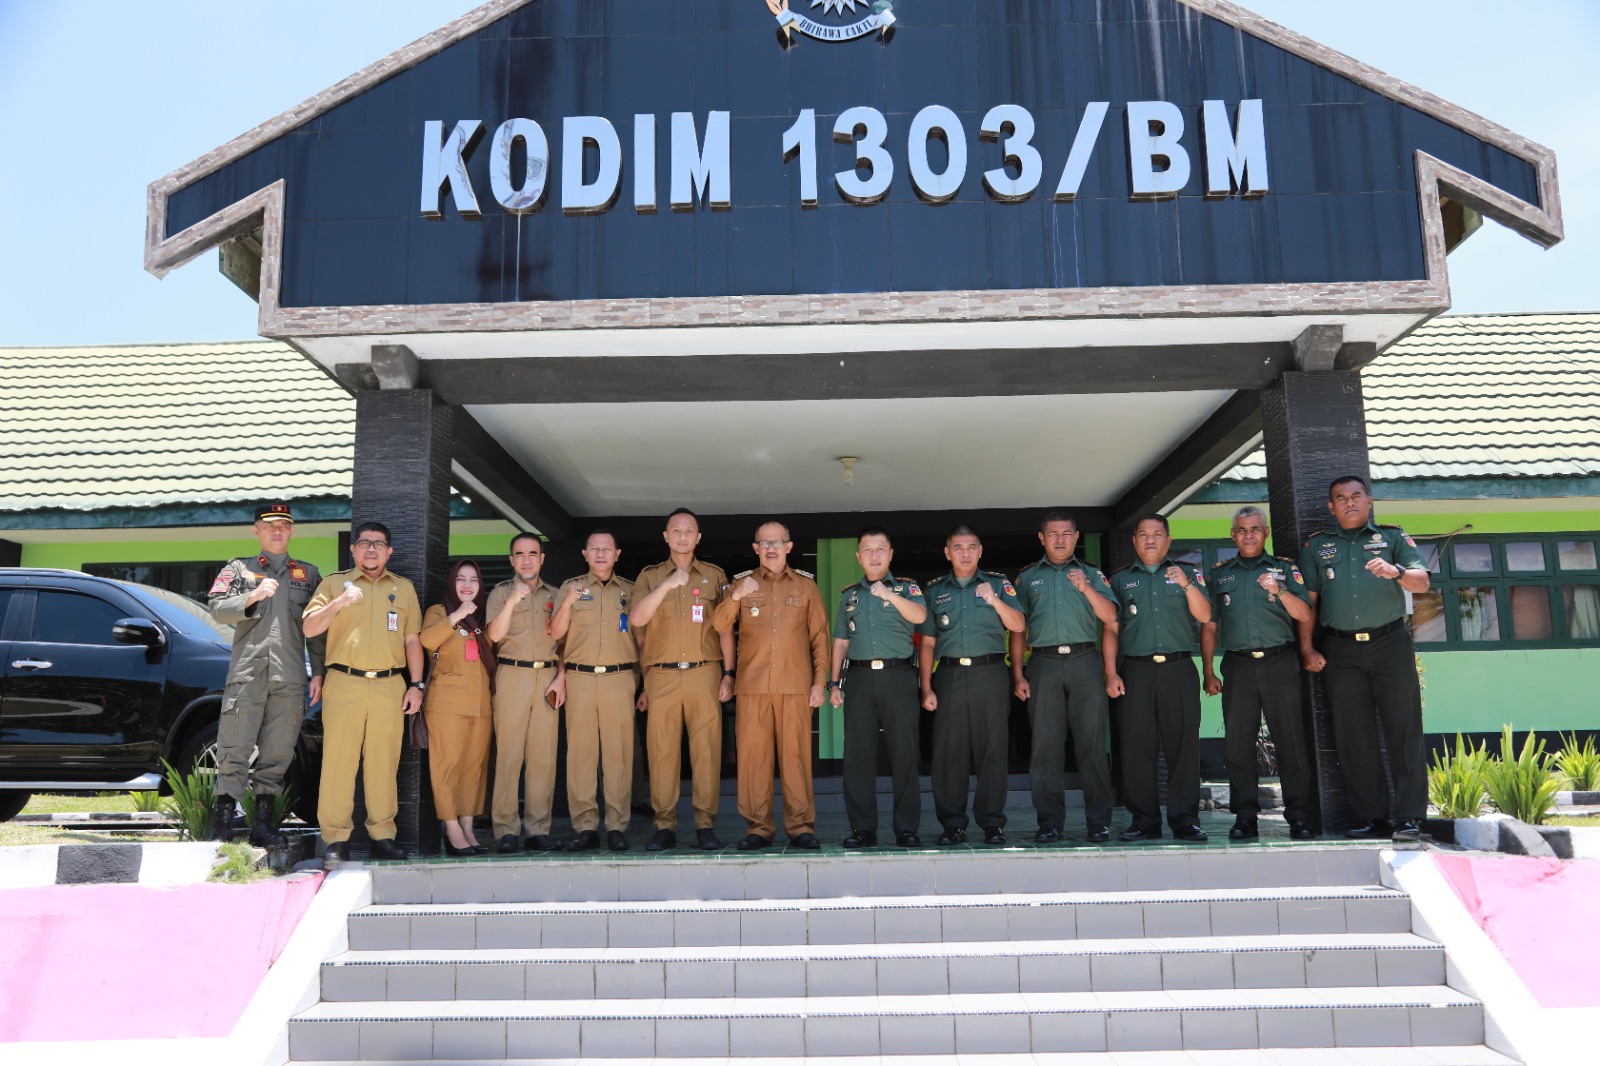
left=172, top=719, right=225, bottom=782
left=0, top=790, right=32, bottom=822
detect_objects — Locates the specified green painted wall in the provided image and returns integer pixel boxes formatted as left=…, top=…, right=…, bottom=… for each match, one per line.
left=814, top=537, right=866, bottom=759
left=1170, top=508, right=1600, bottom=554
left=1417, top=649, right=1600, bottom=733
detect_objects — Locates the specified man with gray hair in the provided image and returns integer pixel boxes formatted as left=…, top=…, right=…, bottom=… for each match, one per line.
left=1200, top=506, right=1316, bottom=839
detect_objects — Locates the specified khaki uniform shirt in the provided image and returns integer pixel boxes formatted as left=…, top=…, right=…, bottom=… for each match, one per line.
left=304, top=568, right=421, bottom=671
left=556, top=571, right=638, bottom=667
left=420, top=604, right=492, bottom=716
left=713, top=566, right=830, bottom=695
left=1208, top=553, right=1309, bottom=652
left=833, top=573, right=926, bottom=659
left=208, top=552, right=325, bottom=680
left=485, top=578, right=560, bottom=663
left=633, top=558, right=729, bottom=667
left=1299, top=521, right=1427, bottom=631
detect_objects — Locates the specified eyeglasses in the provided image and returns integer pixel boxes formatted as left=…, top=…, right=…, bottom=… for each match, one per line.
left=757, top=540, right=789, bottom=549
left=354, top=539, right=389, bottom=550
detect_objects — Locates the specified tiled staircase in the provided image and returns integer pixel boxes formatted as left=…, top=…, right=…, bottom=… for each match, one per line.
left=289, top=846, right=1515, bottom=1063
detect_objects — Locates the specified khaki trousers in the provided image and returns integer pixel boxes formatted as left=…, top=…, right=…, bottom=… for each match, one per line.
left=490, top=664, right=560, bottom=838
left=317, top=672, right=405, bottom=844
left=736, top=694, right=815, bottom=840
left=565, top=670, right=636, bottom=832
left=646, top=664, right=723, bottom=830
left=425, top=712, right=491, bottom=820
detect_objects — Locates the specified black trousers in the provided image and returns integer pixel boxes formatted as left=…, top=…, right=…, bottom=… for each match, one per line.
left=1321, top=626, right=1426, bottom=821
left=1118, top=656, right=1201, bottom=832
left=841, top=664, right=921, bottom=836
left=1220, top=650, right=1314, bottom=822
left=931, top=660, right=1009, bottom=831
left=1026, top=651, right=1115, bottom=827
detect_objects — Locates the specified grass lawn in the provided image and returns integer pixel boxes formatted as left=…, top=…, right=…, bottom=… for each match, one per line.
left=0, top=823, right=176, bottom=846
left=1541, top=814, right=1600, bottom=827
left=20, top=792, right=147, bottom=815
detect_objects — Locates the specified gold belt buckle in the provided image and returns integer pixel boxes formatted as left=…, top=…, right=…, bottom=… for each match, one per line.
left=594, top=665, right=608, bottom=674
left=1152, top=654, right=1167, bottom=664
left=870, top=660, right=885, bottom=670
left=1355, top=632, right=1371, bottom=642
left=1250, top=650, right=1265, bottom=659
left=958, top=657, right=973, bottom=666
left=1057, top=645, right=1070, bottom=654
left=363, top=670, right=378, bottom=679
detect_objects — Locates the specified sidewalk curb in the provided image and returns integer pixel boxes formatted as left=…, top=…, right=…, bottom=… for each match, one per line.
left=0, top=841, right=220, bottom=889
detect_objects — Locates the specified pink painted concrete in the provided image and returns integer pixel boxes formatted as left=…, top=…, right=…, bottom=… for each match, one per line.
left=0, top=874, right=322, bottom=1042
left=1434, top=852, right=1600, bottom=1008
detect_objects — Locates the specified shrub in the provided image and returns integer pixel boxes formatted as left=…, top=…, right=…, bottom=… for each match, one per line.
left=130, top=790, right=162, bottom=813
left=1428, top=733, right=1490, bottom=819
left=1553, top=732, right=1600, bottom=792
left=241, top=789, right=294, bottom=832
left=160, top=758, right=217, bottom=841
left=1483, top=725, right=1560, bottom=826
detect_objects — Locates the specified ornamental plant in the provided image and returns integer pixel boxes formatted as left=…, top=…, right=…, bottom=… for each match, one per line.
left=1427, top=733, right=1489, bottom=819
left=160, top=758, right=217, bottom=841
left=1553, top=732, right=1600, bottom=792
left=1483, top=725, right=1560, bottom=826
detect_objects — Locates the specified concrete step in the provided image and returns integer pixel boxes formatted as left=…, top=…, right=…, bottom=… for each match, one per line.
left=320, top=933, right=1445, bottom=1001
left=369, top=844, right=1386, bottom=905
left=348, top=885, right=1412, bottom=951
left=288, top=985, right=1485, bottom=1059
left=295, top=1053, right=1518, bottom=1066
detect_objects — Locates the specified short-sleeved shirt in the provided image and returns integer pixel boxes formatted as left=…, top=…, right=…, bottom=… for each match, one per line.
left=484, top=578, right=560, bottom=662
left=633, top=558, right=729, bottom=667
left=712, top=566, right=830, bottom=695
left=833, top=573, right=925, bottom=659
left=1111, top=559, right=1206, bottom=657
left=556, top=571, right=638, bottom=667
left=917, top=571, right=1020, bottom=658
left=208, top=551, right=325, bottom=681
left=1208, top=553, right=1309, bottom=652
left=1014, top=557, right=1115, bottom=646
left=1298, top=521, right=1426, bottom=631
left=304, top=567, right=421, bottom=671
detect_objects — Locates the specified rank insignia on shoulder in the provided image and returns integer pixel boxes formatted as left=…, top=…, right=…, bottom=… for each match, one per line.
left=733, top=570, right=754, bottom=580
left=1212, top=559, right=1224, bottom=568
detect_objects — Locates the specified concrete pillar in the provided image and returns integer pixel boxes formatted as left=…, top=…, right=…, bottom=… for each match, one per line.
left=348, top=389, right=454, bottom=857
left=1260, top=370, right=1373, bottom=835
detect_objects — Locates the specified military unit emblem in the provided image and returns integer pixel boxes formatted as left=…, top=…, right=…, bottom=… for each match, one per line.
left=767, top=0, right=897, bottom=42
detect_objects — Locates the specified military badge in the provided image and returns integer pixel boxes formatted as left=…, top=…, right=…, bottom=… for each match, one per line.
left=1222, top=594, right=1231, bottom=607
left=208, top=567, right=233, bottom=595
left=1129, top=604, right=1138, bottom=615
left=767, top=0, right=897, bottom=43
left=1325, top=567, right=1336, bottom=581
left=1002, top=581, right=1016, bottom=596
left=940, top=614, right=950, bottom=626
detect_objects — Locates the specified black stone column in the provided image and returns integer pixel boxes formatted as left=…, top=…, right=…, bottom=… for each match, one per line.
left=349, top=389, right=454, bottom=856
left=1260, top=370, right=1373, bottom=835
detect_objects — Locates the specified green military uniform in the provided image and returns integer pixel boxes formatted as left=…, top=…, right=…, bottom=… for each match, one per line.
left=1014, top=557, right=1117, bottom=831
left=1299, top=521, right=1428, bottom=823
left=1112, top=559, right=1206, bottom=834
left=834, top=574, right=926, bottom=838
left=208, top=552, right=324, bottom=800
left=919, top=571, right=1020, bottom=834
left=1207, top=553, right=1313, bottom=823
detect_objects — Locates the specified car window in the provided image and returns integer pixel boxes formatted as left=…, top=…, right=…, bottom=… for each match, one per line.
left=125, top=582, right=233, bottom=643
left=0, top=589, right=13, bottom=636
left=32, top=590, right=128, bottom=645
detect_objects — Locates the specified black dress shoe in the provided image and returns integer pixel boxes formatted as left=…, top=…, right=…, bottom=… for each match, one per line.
left=1173, top=824, right=1209, bottom=843
left=646, top=828, right=677, bottom=851
left=1229, top=816, right=1259, bottom=840
left=1391, top=819, right=1422, bottom=843
left=445, top=842, right=478, bottom=857
left=1344, top=819, right=1394, bottom=840
left=935, top=828, right=967, bottom=846
left=1034, top=824, right=1062, bottom=843
left=631, top=801, right=654, bottom=817
left=895, top=832, right=922, bottom=848
left=1085, top=824, right=1110, bottom=844
left=321, top=841, right=347, bottom=870
left=525, top=834, right=558, bottom=852
left=842, top=830, right=877, bottom=849
left=737, top=834, right=770, bottom=851
left=607, top=830, right=630, bottom=852
left=983, top=826, right=1007, bottom=846
left=1119, top=826, right=1161, bottom=842
left=1289, top=820, right=1317, bottom=840
left=371, top=837, right=409, bottom=861
left=696, top=828, right=724, bottom=850
left=790, top=832, right=821, bottom=850
left=497, top=835, right=520, bottom=854
left=566, top=830, right=601, bottom=851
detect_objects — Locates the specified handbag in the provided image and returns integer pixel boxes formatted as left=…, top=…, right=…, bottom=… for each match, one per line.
left=411, top=648, right=439, bottom=750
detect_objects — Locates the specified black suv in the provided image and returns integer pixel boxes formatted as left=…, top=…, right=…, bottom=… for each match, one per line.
left=0, top=569, right=319, bottom=822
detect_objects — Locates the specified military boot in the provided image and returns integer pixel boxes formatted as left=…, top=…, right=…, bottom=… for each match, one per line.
left=211, top=795, right=236, bottom=842
left=249, top=798, right=286, bottom=848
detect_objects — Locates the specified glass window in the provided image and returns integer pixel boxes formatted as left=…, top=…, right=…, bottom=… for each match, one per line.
left=1415, top=542, right=1442, bottom=574
left=1214, top=546, right=1239, bottom=564
left=1558, top=541, right=1598, bottom=571
left=1505, top=541, right=1547, bottom=572
left=1509, top=586, right=1553, bottom=640
left=1564, top=585, right=1600, bottom=640
left=1171, top=547, right=1203, bottom=568
left=1452, top=542, right=1495, bottom=574
left=31, top=591, right=128, bottom=645
left=1457, top=587, right=1500, bottom=641
left=1411, top=589, right=1447, bottom=643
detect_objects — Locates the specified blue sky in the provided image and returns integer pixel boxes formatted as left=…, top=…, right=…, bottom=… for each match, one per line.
left=0, top=0, right=1594, bottom=345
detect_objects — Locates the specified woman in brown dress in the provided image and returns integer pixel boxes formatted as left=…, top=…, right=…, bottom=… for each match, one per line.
left=421, top=560, right=497, bottom=856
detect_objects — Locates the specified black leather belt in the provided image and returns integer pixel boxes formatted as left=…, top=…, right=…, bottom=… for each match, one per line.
left=497, top=657, right=556, bottom=669
left=565, top=662, right=635, bottom=674
left=1224, top=642, right=1296, bottom=660
left=651, top=659, right=713, bottom=670
left=938, top=653, right=1005, bottom=667
left=1031, top=642, right=1098, bottom=656
left=1324, top=619, right=1405, bottom=642
left=847, top=657, right=913, bottom=670
left=328, top=663, right=404, bottom=679
left=1122, top=652, right=1192, bottom=664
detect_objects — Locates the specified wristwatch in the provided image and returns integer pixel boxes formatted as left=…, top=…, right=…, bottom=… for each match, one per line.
left=410, top=680, right=427, bottom=691
left=826, top=680, right=841, bottom=690
left=723, top=668, right=736, bottom=678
